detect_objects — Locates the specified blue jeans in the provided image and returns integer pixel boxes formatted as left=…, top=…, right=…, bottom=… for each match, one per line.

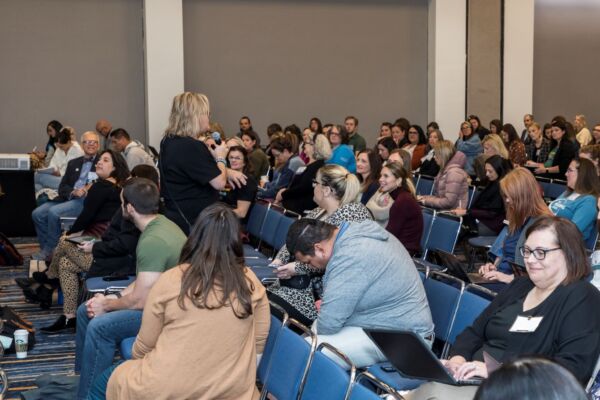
left=34, top=172, right=62, bottom=192
left=88, top=362, right=123, bottom=400
left=75, top=303, right=142, bottom=400
left=32, top=198, right=84, bottom=254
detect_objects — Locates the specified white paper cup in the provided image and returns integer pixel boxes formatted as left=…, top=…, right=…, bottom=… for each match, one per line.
left=14, top=329, right=29, bottom=359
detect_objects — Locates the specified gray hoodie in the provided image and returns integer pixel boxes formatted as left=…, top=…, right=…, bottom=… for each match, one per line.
left=317, top=220, right=434, bottom=338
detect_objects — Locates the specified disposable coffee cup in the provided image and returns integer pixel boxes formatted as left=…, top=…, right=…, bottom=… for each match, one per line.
left=14, top=329, right=28, bottom=359
left=260, top=175, right=269, bottom=187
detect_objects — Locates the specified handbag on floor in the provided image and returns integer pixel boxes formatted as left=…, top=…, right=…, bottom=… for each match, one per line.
left=0, top=232, right=23, bottom=266
left=0, top=306, right=35, bottom=354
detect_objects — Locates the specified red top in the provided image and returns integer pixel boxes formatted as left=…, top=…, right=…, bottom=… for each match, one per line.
left=386, top=188, right=423, bottom=256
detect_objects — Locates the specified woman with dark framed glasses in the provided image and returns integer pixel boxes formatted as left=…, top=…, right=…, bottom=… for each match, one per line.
left=404, top=216, right=600, bottom=400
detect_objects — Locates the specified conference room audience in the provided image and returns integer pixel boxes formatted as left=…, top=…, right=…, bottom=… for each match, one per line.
left=452, top=155, right=512, bottom=236
left=418, top=140, right=469, bottom=211
left=473, top=357, right=589, bottom=400
left=89, top=204, right=270, bottom=400
left=520, top=113, right=534, bottom=143
left=501, top=123, right=527, bottom=166
left=309, top=117, right=323, bottom=134
left=426, top=121, right=439, bottom=134
left=298, top=127, right=314, bottom=163
left=403, top=125, right=428, bottom=170
left=474, top=134, right=509, bottom=182
left=345, top=116, right=367, bottom=153
left=456, top=120, right=483, bottom=176
left=469, top=114, right=490, bottom=140
left=418, top=129, right=443, bottom=177
left=380, top=122, right=393, bottom=138
left=226, top=136, right=245, bottom=149
left=159, top=92, right=243, bottom=234
left=258, top=133, right=304, bottom=199
left=277, top=134, right=332, bottom=214
left=574, top=114, right=592, bottom=146
left=542, top=123, right=553, bottom=141
left=95, top=119, right=113, bottom=150
left=237, top=115, right=253, bottom=137
left=109, top=128, right=155, bottom=171
left=33, top=120, right=63, bottom=166
left=220, top=146, right=258, bottom=221
left=356, top=149, right=382, bottom=205
left=549, top=157, right=599, bottom=248
left=388, top=148, right=413, bottom=174
left=267, top=165, right=371, bottom=327
left=530, top=119, right=578, bottom=179
left=326, top=124, right=356, bottom=173
left=34, top=127, right=83, bottom=193
left=478, top=168, right=552, bottom=287
left=592, top=123, right=600, bottom=145
left=381, top=162, right=423, bottom=256
left=32, top=131, right=100, bottom=262
left=406, top=216, right=600, bottom=399
left=579, top=144, right=600, bottom=175
left=285, top=218, right=433, bottom=368
left=377, top=136, right=398, bottom=162
left=391, top=121, right=409, bottom=147
left=524, top=122, right=552, bottom=165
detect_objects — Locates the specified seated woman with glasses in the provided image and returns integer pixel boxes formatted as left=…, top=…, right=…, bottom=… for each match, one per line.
left=258, top=133, right=304, bottom=200
left=403, top=216, right=600, bottom=400
left=549, top=158, right=599, bottom=249
left=326, top=125, right=356, bottom=173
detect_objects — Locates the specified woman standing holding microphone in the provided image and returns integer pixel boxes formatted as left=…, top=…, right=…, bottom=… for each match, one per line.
left=159, top=92, right=246, bottom=234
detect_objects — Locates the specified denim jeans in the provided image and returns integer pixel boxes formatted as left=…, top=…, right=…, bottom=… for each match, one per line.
left=34, top=172, right=62, bottom=192
left=88, top=361, right=123, bottom=400
left=75, top=303, right=142, bottom=400
left=31, top=198, right=84, bottom=254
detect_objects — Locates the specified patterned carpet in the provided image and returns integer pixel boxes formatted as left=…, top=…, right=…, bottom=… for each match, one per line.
left=0, top=239, right=76, bottom=399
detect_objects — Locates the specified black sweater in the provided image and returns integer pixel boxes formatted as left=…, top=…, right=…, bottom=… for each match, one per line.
left=281, top=160, right=324, bottom=214
left=450, top=277, right=600, bottom=383
left=68, top=179, right=121, bottom=234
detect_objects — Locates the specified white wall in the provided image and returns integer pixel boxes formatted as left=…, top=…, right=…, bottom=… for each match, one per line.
left=428, top=0, right=467, bottom=141
left=503, top=0, right=535, bottom=126
left=143, top=0, right=185, bottom=149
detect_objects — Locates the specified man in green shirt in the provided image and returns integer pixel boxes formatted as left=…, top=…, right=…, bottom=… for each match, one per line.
left=75, top=177, right=187, bottom=399
left=345, top=115, right=367, bottom=153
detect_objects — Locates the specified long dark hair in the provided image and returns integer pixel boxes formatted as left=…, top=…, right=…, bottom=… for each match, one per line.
left=357, top=149, right=382, bottom=192
left=99, top=149, right=130, bottom=186
left=178, top=203, right=254, bottom=318
left=46, top=120, right=63, bottom=151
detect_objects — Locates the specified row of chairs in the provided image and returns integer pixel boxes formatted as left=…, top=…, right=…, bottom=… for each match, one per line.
left=258, top=305, right=402, bottom=400
left=415, top=175, right=480, bottom=210
left=419, top=208, right=462, bottom=260
left=367, top=270, right=493, bottom=390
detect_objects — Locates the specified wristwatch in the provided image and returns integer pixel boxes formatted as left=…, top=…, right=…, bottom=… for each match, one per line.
left=215, top=158, right=227, bottom=165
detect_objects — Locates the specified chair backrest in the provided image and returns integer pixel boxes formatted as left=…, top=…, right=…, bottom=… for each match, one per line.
left=546, top=180, right=567, bottom=200
left=260, top=205, right=284, bottom=248
left=349, top=371, right=404, bottom=400
left=273, top=214, right=297, bottom=250
left=467, top=185, right=479, bottom=209
left=416, top=175, right=435, bottom=196
left=257, top=310, right=287, bottom=383
left=423, top=212, right=462, bottom=259
left=423, top=271, right=464, bottom=344
left=301, top=343, right=355, bottom=400
left=442, top=284, right=491, bottom=358
left=260, top=318, right=317, bottom=400
left=420, top=207, right=435, bottom=252
left=246, top=201, right=269, bottom=239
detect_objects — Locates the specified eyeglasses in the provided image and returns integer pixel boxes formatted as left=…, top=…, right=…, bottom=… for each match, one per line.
left=519, top=246, right=561, bottom=260
left=566, top=167, right=578, bottom=173
left=461, top=126, right=471, bottom=131
left=312, top=179, right=326, bottom=188
left=228, top=156, right=243, bottom=161
left=82, top=140, right=99, bottom=145
left=329, top=131, right=340, bottom=136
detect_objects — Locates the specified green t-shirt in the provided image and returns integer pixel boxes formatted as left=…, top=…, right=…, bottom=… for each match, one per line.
left=347, top=133, right=367, bottom=153
left=136, top=215, right=187, bottom=273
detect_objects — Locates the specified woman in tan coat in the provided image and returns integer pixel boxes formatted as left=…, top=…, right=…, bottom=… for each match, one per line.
left=91, top=204, right=270, bottom=400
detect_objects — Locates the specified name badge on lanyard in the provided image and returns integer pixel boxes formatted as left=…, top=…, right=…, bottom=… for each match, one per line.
left=509, top=315, right=544, bottom=333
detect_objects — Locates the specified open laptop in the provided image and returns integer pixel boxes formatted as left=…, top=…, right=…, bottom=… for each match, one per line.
left=431, top=249, right=497, bottom=285
left=365, top=329, right=483, bottom=386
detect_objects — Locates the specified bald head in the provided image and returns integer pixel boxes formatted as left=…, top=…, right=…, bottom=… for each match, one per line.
left=95, top=119, right=112, bottom=138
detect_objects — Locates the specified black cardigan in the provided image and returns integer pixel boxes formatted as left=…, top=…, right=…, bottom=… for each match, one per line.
left=548, top=139, right=578, bottom=178
left=68, top=179, right=121, bottom=234
left=281, top=159, right=324, bottom=214
left=450, top=277, right=600, bottom=383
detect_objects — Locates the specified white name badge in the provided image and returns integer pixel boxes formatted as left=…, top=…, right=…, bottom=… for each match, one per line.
left=509, top=315, right=544, bottom=333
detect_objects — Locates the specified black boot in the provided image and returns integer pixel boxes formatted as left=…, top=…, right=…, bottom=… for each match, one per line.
left=37, top=284, right=56, bottom=310
left=40, top=315, right=77, bottom=333
left=15, top=277, right=36, bottom=290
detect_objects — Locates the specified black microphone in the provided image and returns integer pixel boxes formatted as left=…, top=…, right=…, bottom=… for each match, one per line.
left=211, top=131, right=222, bottom=145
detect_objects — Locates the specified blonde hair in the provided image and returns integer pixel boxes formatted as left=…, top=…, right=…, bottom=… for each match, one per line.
left=499, top=168, right=551, bottom=233
left=164, top=92, right=210, bottom=138
left=209, top=121, right=226, bottom=139
left=317, top=164, right=360, bottom=206
left=226, top=137, right=244, bottom=148
left=433, top=140, right=456, bottom=170
left=482, top=134, right=509, bottom=159
left=576, top=114, right=587, bottom=128
left=313, top=134, right=332, bottom=161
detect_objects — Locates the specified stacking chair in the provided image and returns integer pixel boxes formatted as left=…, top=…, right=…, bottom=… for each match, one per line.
left=546, top=179, right=567, bottom=200
left=416, top=175, right=435, bottom=196
left=441, top=283, right=492, bottom=358
left=422, top=212, right=462, bottom=260
left=300, top=343, right=355, bottom=400
left=259, top=318, right=317, bottom=400
left=257, top=302, right=289, bottom=384
left=419, top=207, right=435, bottom=257
left=244, top=201, right=270, bottom=258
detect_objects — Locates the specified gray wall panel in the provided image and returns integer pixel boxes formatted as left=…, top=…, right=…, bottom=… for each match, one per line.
left=183, top=0, right=428, bottom=146
left=0, top=0, right=146, bottom=154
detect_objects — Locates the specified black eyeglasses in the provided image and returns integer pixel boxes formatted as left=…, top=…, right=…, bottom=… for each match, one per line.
left=312, top=179, right=326, bottom=188
left=519, top=246, right=561, bottom=260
